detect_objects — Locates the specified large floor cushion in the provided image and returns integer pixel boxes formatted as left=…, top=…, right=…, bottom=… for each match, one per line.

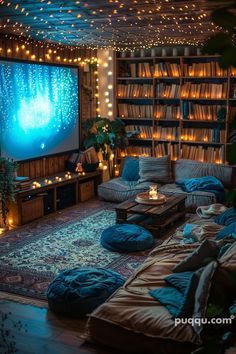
left=101, top=224, right=155, bottom=253
left=47, top=267, right=125, bottom=317
left=87, top=243, right=201, bottom=353
left=98, top=177, right=155, bottom=202
left=159, top=183, right=217, bottom=210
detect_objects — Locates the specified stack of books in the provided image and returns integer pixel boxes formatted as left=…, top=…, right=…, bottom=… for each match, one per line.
left=182, top=102, right=225, bottom=121
left=155, top=104, right=180, bottom=120
left=117, top=84, right=153, bottom=98
left=156, top=83, right=180, bottom=98
left=125, top=125, right=153, bottom=139
left=181, top=82, right=227, bottom=99
left=155, top=143, right=179, bottom=160
left=181, top=128, right=225, bottom=143
left=183, top=62, right=227, bottom=77
left=182, top=145, right=224, bottom=163
left=154, top=62, right=181, bottom=77
left=154, top=127, right=179, bottom=140
left=14, top=176, right=31, bottom=191
left=118, top=103, right=153, bottom=118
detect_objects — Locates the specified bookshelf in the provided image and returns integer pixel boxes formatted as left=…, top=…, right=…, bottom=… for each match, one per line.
left=116, top=53, right=236, bottom=164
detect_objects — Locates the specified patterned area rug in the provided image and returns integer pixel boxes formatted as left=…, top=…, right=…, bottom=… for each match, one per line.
left=0, top=206, right=152, bottom=300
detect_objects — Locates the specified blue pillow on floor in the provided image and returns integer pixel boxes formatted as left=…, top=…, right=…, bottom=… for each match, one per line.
left=121, top=156, right=139, bottom=181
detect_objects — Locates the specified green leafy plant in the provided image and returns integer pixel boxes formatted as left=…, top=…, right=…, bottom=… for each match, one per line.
left=83, top=117, right=137, bottom=159
left=0, top=158, right=17, bottom=226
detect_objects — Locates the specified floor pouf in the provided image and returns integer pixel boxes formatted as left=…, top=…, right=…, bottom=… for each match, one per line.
left=47, top=267, right=125, bottom=317
left=101, top=224, right=155, bottom=253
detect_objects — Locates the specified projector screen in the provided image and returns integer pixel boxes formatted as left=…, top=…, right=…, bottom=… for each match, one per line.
left=0, top=60, right=79, bottom=161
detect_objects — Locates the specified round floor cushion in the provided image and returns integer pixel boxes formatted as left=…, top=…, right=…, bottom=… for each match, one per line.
left=101, top=224, right=155, bottom=253
left=47, top=267, right=125, bottom=317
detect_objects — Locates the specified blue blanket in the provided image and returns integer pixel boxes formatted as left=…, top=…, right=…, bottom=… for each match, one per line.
left=176, top=176, right=225, bottom=202
left=215, top=208, right=236, bottom=226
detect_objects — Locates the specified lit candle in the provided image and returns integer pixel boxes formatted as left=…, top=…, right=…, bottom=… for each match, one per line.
left=149, top=185, right=158, bottom=200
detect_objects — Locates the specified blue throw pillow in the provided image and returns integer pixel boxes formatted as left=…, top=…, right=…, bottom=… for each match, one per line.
left=121, top=156, right=139, bottom=181
left=215, top=208, right=236, bottom=226
left=150, top=270, right=201, bottom=318
left=215, top=222, right=236, bottom=240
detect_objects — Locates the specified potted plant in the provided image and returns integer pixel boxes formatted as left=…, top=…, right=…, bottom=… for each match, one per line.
left=0, top=157, right=17, bottom=227
left=83, top=117, right=137, bottom=176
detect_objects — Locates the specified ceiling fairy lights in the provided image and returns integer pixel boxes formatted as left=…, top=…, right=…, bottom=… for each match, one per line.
left=0, top=0, right=225, bottom=50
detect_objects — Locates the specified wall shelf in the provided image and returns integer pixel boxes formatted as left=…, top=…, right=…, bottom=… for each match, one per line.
left=116, top=53, right=233, bottom=164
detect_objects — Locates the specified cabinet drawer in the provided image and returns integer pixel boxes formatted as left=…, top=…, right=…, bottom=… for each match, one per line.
left=21, top=196, right=44, bottom=224
left=78, top=180, right=94, bottom=202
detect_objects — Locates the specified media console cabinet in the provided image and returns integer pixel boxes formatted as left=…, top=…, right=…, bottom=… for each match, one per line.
left=9, top=170, right=103, bottom=226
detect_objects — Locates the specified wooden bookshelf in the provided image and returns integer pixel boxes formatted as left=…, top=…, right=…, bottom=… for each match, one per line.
left=116, top=53, right=235, bottom=164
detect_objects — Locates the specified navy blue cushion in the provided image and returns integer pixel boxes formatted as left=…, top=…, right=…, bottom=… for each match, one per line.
left=216, top=222, right=236, bottom=240
left=47, top=267, right=125, bottom=317
left=121, top=157, right=139, bottom=181
left=101, top=224, right=154, bottom=253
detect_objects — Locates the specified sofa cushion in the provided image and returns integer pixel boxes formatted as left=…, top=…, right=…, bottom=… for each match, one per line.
left=172, top=159, right=233, bottom=188
left=98, top=177, right=154, bottom=203
left=121, top=156, right=139, bottom=181
left=159, top=183, right=217, bottom=210
left=173, top=239, right=221, bottom=273
left=139, top=155, right=172, bottom=184
left=47, top=267, right=125, bottom=317
left=100, top=224, right=155, bottom=253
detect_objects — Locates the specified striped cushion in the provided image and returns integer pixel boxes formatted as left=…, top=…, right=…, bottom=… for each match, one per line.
left=139, top=155, right=172, bottom=184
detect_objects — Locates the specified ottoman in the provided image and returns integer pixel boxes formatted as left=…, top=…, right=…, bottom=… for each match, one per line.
left=47, top=267, right=125, bottom=317
left=101, top=224, right=155, bottom=253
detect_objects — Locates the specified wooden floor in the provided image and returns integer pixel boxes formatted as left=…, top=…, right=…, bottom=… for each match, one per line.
left=0, top=299, right=123, bottom=354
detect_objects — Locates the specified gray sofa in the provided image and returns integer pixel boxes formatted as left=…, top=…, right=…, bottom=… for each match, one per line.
left=98, top=159, right=235, bottom=210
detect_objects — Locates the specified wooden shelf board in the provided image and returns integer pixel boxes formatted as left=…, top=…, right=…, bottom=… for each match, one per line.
left=181, top=141, right=224, bottom=145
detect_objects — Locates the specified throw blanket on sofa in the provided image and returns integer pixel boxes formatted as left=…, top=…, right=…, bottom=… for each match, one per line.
left=176, top=176, right=225, bottom=202
left=196, top=204, right=228, bottom=219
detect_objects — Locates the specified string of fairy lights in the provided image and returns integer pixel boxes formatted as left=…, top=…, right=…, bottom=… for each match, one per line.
left=0, top=0, right=222, bottom=50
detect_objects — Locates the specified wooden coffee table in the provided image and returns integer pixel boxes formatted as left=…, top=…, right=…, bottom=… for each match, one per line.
left=115, top=194, right=186, bottom=232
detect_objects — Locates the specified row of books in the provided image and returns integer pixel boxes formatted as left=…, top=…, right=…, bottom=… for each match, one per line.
left=117, top=84, right=153, bottom=98
left=154, top=63, right=181, bottom=77
left=155, top=143, right=179, bottom=161
left=14, top=176, right=31, bottom=191
left=118, top=104, right=153, bottom=118
left=156, top=84, right=180, bottom=98
left=125, top=125, right=153, bottom=139
left=181, top=82, right=227, bottom=99
left=117, top=83, right=228, bottom=99
left=182, top=62, right=227, bottom=77
left=182, top=145, right=224, bottom=163
left=182, top=102, right=226, bottom=121
left=155, top=104, right=181, bottom=120
left=120, top=146, right=152, bottom=157
left=155, top=127, right=179, bottom=140
left=181, top=128, right=225, bottom=143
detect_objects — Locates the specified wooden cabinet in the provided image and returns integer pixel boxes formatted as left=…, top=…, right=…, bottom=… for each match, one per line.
left=78, top=180, right=94, bottom=202
left=21, top=196, right=44, bottom=224
left=9, top=170, right=102, bottom=226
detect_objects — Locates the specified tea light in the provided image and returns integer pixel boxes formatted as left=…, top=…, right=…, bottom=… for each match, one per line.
left=44, top=179, right=48, bottom=183
left=48, top=180, right=52, bottom=184
left=149, top=185, right=158, bottom=200
left=58, top=177, right=62, bottom=182
left=98, top=161, right=103, bottom=169
left=68, top=175, right=72, bottom=179
left=55, top=176, right=59, bottom=181
left=82, top=172, right=85, bottom=176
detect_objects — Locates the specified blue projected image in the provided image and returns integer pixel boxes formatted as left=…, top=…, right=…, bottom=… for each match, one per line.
left=0, top=60, right=79, bottom=161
